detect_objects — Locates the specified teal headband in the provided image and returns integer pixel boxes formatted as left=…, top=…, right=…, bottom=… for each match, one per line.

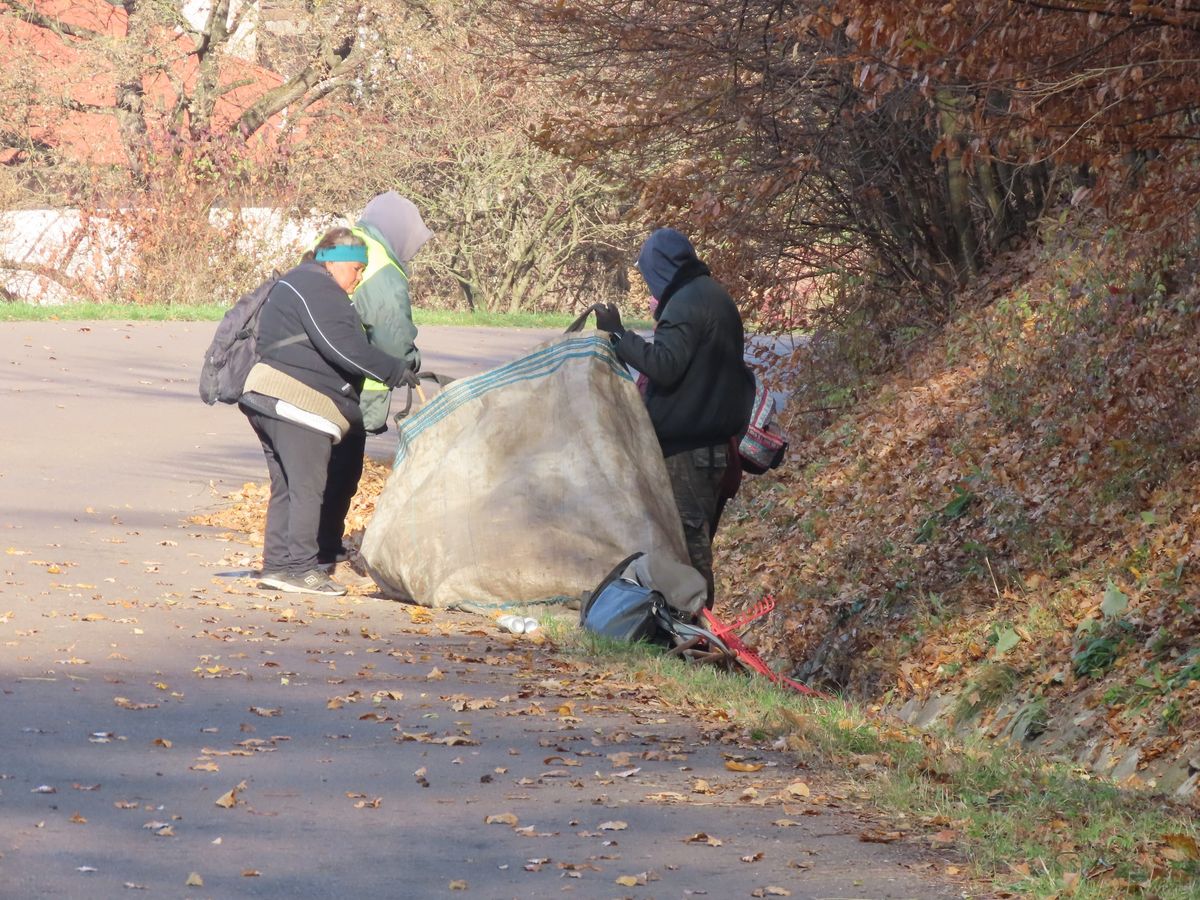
left=315, top=244, right=368, bottom=264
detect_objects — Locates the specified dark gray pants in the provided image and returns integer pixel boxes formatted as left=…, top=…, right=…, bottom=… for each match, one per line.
left=319, top=429, right=366, bottom=562
left=246, top=411, right=333, bottom=575
left=664, top=443, right=732, bottom=608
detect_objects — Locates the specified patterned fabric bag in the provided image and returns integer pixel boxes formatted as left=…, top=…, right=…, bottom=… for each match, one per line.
left=738, top=377, right=788, bottom=475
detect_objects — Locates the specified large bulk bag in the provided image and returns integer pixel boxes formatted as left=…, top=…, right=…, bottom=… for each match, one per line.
left=361, top=332, right=688, bottom=610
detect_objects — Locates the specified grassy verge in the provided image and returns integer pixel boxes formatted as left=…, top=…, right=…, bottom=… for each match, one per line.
left=0, top=302, right=652, bottom=330
left=542, top=620, right=1200, bottom=899
left=0, top=302, right=232, bottom=322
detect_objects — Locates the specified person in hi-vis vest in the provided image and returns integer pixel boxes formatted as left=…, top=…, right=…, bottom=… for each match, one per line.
left=318, top=191, right=432, bottom=569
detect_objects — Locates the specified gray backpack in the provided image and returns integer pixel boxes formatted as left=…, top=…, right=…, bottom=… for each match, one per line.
left=198, top=273, right=280, bottom=405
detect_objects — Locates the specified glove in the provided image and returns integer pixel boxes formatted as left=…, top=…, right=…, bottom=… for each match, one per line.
left=593, top=302, right=625, bottom=338
left=394, top=368, right=420, bottom=389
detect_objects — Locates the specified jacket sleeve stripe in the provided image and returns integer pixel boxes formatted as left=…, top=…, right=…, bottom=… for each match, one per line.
left=277, top=279, right=390, bottom=384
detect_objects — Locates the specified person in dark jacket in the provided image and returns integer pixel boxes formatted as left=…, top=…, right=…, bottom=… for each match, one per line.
left=317, top=192, right=431, bottom=570
left=239, top=227, right=416, bottom=596
left=595, top=228, right=755, bottom=607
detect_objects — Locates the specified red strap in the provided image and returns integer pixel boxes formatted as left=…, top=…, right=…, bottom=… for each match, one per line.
left=702, top=600, right=827, bottom=698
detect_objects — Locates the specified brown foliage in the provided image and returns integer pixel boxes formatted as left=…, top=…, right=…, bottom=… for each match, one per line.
left=839, top=1, right=1200, bottom=224
left=501, top=1, right=1200, bottom=341
left=714, top=212, right=1200, bottom=775
left=284, top=0, right=634, bottom=312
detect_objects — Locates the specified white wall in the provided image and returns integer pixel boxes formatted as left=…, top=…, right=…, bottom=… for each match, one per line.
left=0, top=208, right=333, bottom=304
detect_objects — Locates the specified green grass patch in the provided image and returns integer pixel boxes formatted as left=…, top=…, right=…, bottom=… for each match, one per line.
left=0, top=301, right=654, bottom=330
left=543, top=620, right=1200, bottom=899
left=0, top=302, right=232, bottom=322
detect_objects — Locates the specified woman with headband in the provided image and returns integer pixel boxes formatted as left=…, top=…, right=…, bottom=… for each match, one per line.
left=238, top=227, right=417, bottom=596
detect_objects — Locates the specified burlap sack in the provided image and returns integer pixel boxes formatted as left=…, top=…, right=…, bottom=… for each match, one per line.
left=361, top=332, right=688, bottom=609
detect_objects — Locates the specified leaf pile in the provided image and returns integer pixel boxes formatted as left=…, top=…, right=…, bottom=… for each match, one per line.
left=191, top=460, right=391, bottom=555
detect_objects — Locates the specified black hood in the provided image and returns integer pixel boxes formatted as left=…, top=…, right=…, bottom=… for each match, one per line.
left=636, top=228, right=710, bottom=318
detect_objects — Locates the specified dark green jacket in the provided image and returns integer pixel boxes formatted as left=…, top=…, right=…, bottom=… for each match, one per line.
left=350, top=223, right=420, bottom=432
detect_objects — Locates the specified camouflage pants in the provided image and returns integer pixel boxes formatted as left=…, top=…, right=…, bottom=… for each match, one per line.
left=663, top=443, right=732, bottom=608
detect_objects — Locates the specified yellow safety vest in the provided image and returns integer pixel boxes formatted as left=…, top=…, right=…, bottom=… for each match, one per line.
left=349, top=226, right=409, bottom=395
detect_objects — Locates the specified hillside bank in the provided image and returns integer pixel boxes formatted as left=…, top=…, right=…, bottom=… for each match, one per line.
left=716, top=216, right=1200, bottom=800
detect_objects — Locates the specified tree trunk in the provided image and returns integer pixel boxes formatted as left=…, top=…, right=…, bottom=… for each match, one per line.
left=937, top=88, right=979, bottom=280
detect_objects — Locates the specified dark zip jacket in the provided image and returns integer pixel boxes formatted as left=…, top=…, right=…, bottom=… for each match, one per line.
left=253, top=261, right=409, bottom=430
left=613, top=233, right=754, bottom=455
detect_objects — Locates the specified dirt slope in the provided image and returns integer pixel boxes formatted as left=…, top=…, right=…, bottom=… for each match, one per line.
left=715, top=219, right=1200, bottom=799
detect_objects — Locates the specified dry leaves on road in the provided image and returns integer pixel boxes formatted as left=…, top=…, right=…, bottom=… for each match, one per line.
left=214, top=781, right=247, bottom=809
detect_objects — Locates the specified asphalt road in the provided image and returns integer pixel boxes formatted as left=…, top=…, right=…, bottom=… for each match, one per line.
left=0, top=322, right=968, bottom=899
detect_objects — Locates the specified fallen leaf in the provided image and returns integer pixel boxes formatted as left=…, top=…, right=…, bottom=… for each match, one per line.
left=742, top=852, right=765, bottom=862
left=598, top=820, right=628, bottom=831
left=406, top=606, right=434, bottom=624
left=152, top=738, right=172, bottom=749
left=615, top=874, right=647, bottom=887
left=215, top=781, right=247, bottom=809
left=185, top=872, right=203, bottom=887
left=684, top=832, right=723, bottom=847
left=644, top=791, right=687, bottom=803
left=485, top=813, right=519, bottom=826
left=248, top=706, right=281, bottom=717
left=783, top=781, right=810, bottom=798
left=860, top=829, right=902, bottom=844
left=69, top=812, right=87, bottom=824
left=113, top=697, right=157, bottom=711
left=448, top=880, right=468, bottom=890
left=1163, top=833, right=1200, bottom=860
left=751, top=887, right=790, bottom=897
left=724, top=760, right=764, bottom=773
left=241, top=870, right=261, bottom=877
